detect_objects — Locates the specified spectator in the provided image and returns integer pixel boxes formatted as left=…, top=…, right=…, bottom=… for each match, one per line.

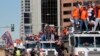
left=39, top=49, right=44, bottom=56
left=55, top=40, right=63, bottom=56
left=54, top=32, right=59, bottom=40
left=34, top=35, right=40, bottom=41
left=93, top=5, right=100, bottom=31
left=50, top=31, right=55, bottom=41
left=30, top=48, right=36, bottom=56
left=80, top=6, right=89, bottom=32
left=62, top=27, right=69, bottom=35
left=88, top=4, right=94, bottom=21
left=40, top=32, right=46, bottom=41
left=87, top=4, right=95, bottom=31
left=72, top=5, right=80, bottom=32
left=13, top=47, right=17, bottom=56
left=15, top=48, right=21, bottom=56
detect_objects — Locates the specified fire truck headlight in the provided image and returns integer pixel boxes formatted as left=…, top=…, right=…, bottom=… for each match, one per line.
left=78, top=51, right=85, bottom=56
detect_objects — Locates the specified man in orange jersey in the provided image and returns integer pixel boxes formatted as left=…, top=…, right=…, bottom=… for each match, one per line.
left=80, top=6, right=89, bottom=32
left=93, top=5, right=100, bottom=31
left=72, top=5, right=80, bottom=32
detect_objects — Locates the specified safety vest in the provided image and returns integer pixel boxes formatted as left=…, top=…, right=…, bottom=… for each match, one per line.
left=16, top=50, right=21, bottom=56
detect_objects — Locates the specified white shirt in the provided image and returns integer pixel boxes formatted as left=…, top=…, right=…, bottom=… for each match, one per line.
left=88, top=8, right=93, bottom=16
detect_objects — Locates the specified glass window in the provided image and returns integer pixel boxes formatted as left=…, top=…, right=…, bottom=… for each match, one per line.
left=63, top=18, right=70, bottom=22
left=79, top=37, right=94, bottom=47
left=63, top=3, right=71, bottom=7
left=25, top=8, right=29, bottom=11
left=70, top=36, right=75, bottom=46
left=96, top=37, right=100, bottom=47
left=41, top=43, right=56, bottom=49
left=41, top=0, right=57, bottom=26
left=25, top=43, right=36, bottom=48
left=25, top=0, right=30, bottom=2
left=75, top=37, right=78, bottom=47
left=24, top=26, right=32, bottom=34
left=24, top=13, right=30, bottom=17
left=24, top=17, right=30, bottom=23
left=63, top=11, right=71, bottom=15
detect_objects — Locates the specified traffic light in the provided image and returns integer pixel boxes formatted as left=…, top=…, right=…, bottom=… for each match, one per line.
left=11, top=24, right=14, bottom=32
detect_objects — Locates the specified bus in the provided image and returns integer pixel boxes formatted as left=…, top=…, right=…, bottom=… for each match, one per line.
left=70, top=33, right=100, bottom=56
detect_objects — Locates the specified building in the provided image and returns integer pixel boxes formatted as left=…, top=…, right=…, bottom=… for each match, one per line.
left=20, top=0, right=60, bottom=40
left=20, top=0, right=97, bottom=40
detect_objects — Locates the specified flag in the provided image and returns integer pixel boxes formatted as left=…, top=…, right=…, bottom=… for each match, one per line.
left=1, top=31, right=13, bottom=48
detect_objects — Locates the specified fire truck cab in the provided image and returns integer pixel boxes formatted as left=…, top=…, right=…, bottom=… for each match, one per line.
left=70, top=32, right=100, bottom=56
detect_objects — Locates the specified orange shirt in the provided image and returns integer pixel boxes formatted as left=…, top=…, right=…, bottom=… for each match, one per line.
left=81, top=10, right=88, bottom=20
left=97, top=9, right=100, bottom=18
left=63, top=29, right=67, bottom=34
left=62, top=28, right=69, bottom=35
left=72, top=7, right=80, bottom=19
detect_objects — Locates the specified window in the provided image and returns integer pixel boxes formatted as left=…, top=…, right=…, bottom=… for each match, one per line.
left=73, top=2, right=82, bottom=6
left=24, top=26, right=32, bottom=34
left=63, top=18, right=70, bottom=22
left=79, top=37, right=94, bottom=47
left=73, top=2, right=77, bottom=6
left=63, top=11, right=71, bottom=15
left=63, top=3, right=71, bottom=7
left=24, top=13, right=30, bottom=17
left=25, top=3, right=30, bottom=6
left=25, top=0, right=30, bottom=2
left=24, top=17, right=30, bottom=23
left=96, top=37, right=100, bottom=47
left=41, top=0, right=58, bottom=26
left=25, top=9, right=30, bottom=11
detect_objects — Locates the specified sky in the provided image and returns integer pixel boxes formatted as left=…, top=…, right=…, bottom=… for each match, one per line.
left=0, top=0, right=20, bottom=40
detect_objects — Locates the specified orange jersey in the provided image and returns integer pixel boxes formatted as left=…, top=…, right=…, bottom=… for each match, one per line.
left=72, top=7, right=80, bottom=19
left=98, top=9, right=100, bottom=18
left=81, top=10, right=88, bottom=20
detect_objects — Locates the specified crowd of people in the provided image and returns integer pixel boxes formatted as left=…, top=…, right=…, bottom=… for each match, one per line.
left=7, top=2, right=100, bottom=56
left=24, top=24, right=70, bottom=56
left=72, top=2, right=100, bottom=33
left=25, top=24, right=69, bottom=42
left=24, top=2, right=100, bottom=56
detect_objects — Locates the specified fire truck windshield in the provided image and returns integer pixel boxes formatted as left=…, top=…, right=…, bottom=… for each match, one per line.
left=25, top=42, right=37, bottom=48
left=41, top=43, right=56, bottom=49
left=75, top=37, right=94, bottom=47
left=96, top=37, right=100, bottom=47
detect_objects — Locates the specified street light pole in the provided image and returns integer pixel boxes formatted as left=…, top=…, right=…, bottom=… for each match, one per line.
left=0, top=24, right=14, bottom=32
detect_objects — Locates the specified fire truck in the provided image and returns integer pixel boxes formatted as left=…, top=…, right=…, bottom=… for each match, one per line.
left=25, top=31, right=100, bottom=56
left=69, top=31, right=100, bottom=56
